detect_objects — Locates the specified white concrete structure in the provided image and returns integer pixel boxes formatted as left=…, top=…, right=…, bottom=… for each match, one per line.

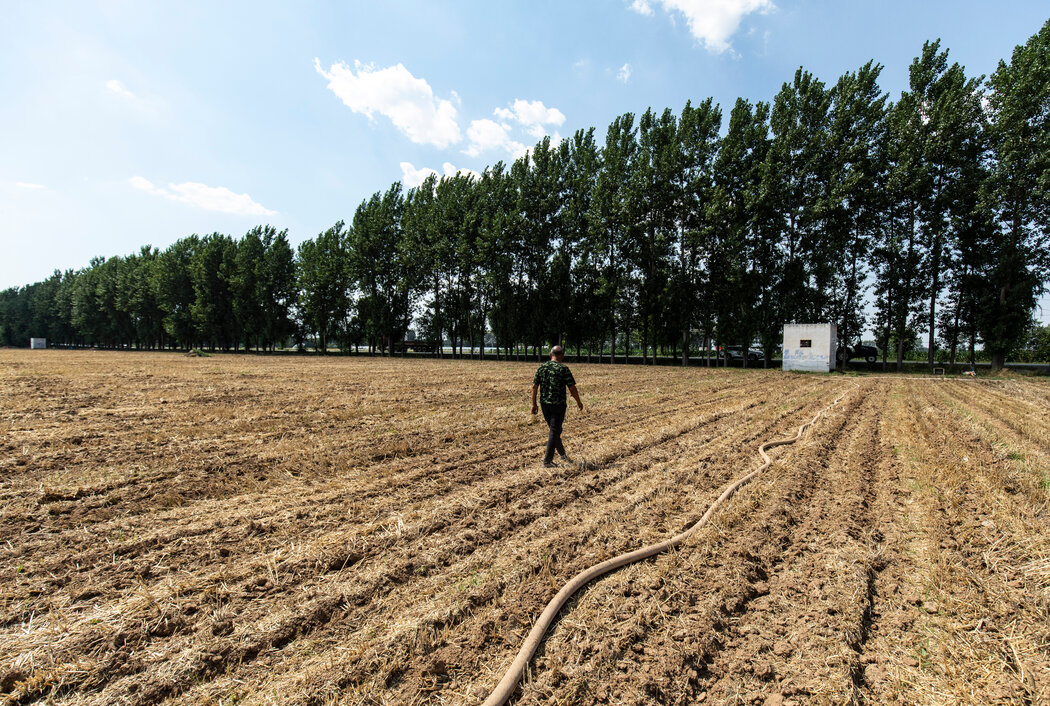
left=30, top=338, right=47, bottom=349
left=782, top=324, right=836, bottom=372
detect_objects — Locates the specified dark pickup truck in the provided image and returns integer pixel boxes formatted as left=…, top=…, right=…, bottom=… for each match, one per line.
left=837, top=344, right=879, bottom=364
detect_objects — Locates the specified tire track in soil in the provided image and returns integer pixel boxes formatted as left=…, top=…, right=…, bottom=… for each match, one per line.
left=149, top=382, right=845, bottom=706
left=870, top=381, right=1050, bottom=703
left=501, top=382, right=870, bottom=705
left=3, top=378, right=832, bottom=704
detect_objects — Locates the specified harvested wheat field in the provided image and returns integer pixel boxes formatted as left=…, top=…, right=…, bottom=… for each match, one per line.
left=2, top=351, right=1049, bottom=705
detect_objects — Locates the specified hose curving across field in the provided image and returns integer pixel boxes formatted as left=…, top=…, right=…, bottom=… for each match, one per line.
left=482, top=384, right=856, bottom=706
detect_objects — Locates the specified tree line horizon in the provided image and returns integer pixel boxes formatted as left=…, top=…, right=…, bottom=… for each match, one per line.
left=2, top=20, right=1048, bottom=371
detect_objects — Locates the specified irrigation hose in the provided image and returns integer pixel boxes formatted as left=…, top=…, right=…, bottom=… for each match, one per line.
left=482, top=385, right=855, bottom=706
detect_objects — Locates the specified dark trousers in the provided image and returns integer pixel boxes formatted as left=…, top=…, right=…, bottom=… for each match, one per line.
left=540, top=402, right=567, bottom=463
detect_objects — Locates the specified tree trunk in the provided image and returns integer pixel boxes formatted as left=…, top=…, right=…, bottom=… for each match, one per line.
left=949, top=301, right=960, bottom=367
left=642, top=319, right=649, bottom=365
left=927, top=251, right=940, bottom=369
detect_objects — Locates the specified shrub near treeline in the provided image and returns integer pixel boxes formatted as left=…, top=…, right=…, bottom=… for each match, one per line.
left=1, top=20, right=1048, bottom=370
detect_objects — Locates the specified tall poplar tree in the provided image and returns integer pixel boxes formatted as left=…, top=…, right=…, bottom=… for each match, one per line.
left=825, top=62, right=888, bottom=357
left=297, top=222, right=350, bottom=353
left=590, top=113, right=638, bottom=362
left=980, top=19, right=1050, bottom=370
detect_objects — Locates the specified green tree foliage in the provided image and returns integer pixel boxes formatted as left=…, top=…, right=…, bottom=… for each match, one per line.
left=190, top=233, right=237, bottom=350
left=348, top=183, right=421, bottom=354
left=590, top=113, right=638, bottom=362
left=2, top=19, right=1048, bottom=367
left=673, top=99, right=721, bottom=364
left=979, top=19, right=1050, bottom=371
left=152, top=236, right=199, bottom=349
left=768, top=68, right=832, bottom=325
left=297, top=222, right=350, bottom=353
left=712, top=98, right=768, bottom=365
left=825, top=62, right=888, bottom=357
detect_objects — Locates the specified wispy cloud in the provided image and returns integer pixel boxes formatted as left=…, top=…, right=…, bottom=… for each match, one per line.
left=628, top=0, right=775, bottom=53
left=617, top=63, right=632, bottom=83
left=16, top=182, right=48, bottom=190
left=630, top=0, right=654, bottom=16
left=129, top=176, right=276, bottom=217
left=315, top=58, right=461, bottom=149
left=105, top=79, right=135, bottom=99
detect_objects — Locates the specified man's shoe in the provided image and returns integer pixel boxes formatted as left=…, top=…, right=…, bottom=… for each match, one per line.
left=542, top=460, right=557, bottom=468
left=560, top=454, right=573, bottom=464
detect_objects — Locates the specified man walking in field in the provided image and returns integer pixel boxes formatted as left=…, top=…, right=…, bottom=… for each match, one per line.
left=532, top=345, right=583, bottom=467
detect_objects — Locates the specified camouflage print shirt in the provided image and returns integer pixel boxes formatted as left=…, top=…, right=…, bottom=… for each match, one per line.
left=533, top=360, right=576, bottom=405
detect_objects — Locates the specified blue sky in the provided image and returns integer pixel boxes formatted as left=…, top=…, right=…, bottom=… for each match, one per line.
left=2, top=1, right=1048, bottom=321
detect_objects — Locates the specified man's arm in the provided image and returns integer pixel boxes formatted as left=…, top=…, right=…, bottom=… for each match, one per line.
left=568, top=384, right=583, bottom=411
left=531, top=384, right=539, bottom=414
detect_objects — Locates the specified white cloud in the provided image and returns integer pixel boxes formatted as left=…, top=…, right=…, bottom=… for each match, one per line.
left=315, top=58, right=461, bottom=148
left=630, top=0, right=775, bottom=53
left=399, top=162, right=439, bottom=188
left=15, top=182, right=48, bottom=190
left=463, top=119, right=527, bottom=159
left=105, top=79, right=135, bottom=98
left=488, top=99, right=566, bottom=149
left=442, top=162, right=481, bottom=181
left=400, top=162, right=481, bottom=188
left=129, top=176, right=276, bottom=216
left=494, top=99, right=566, bottom=131
left=630, top=0, right=654, bottom=15
left=617, top=63, right=632, bottom=83
left=129, top=176, right=158, bottom=193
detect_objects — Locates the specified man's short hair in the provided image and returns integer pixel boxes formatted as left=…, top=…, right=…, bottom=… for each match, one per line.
left=550, top=345, right=564, bottom=357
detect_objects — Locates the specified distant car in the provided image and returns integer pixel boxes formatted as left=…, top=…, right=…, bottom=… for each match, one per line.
left=837, top=344, right=879, bottom=364
left=724, top=346, right=763, bottom=363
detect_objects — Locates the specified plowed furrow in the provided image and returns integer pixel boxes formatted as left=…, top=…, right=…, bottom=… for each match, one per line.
left=501, top=383, right=867, bottom=705
left=4, top=380, right=831, bottom=704
left=150, top=384, right=849, bottom=705
left=3, top=378, right=797, bottom=615
left=870, top=381, right=1050, bottom=703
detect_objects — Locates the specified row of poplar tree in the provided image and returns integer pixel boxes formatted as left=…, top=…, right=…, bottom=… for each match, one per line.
left=2, top=23, right=1048, bottom=370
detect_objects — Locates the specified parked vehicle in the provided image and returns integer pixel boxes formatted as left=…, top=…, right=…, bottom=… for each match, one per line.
left=837, top=343, right=879, bottom=364
left=724, top=346, right=763, bottom=364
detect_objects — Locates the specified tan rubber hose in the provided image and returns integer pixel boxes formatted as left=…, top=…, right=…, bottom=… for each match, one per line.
left=482, top=386, right=853, bottom=706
